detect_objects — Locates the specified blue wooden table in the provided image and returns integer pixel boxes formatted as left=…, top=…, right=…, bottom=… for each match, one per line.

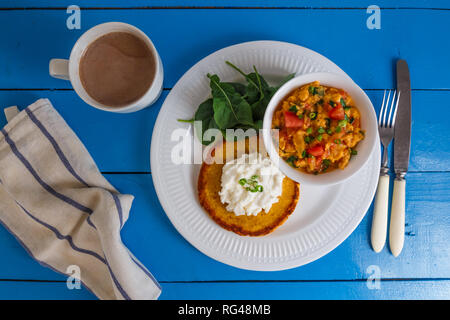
left=0, top=0, right=449, bottom=300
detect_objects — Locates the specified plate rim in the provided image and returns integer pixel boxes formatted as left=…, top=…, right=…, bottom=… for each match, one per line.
left=150, top=40, right=380, bottom=271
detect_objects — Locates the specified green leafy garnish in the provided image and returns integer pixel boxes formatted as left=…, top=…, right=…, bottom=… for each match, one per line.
left=179, top=62, right=295, bottom=145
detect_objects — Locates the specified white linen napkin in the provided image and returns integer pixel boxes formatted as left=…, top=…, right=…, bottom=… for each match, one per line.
left=0, top=98, right=161, bottom=300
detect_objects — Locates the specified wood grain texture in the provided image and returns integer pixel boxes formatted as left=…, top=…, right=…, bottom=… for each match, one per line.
left=0, top=5, right=448, bottom=300
left=0, top=90, right=447, bottom=172
left=0, top=172, right=448, bottom=283
left=0, top=9, right=449, bottom=90
left=0, top=280, right=449, bottom=300
left=2, top=1, right=450, bottom=9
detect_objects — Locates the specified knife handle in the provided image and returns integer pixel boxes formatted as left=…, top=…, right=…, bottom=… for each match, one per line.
left=389, top=178, right=406, bottom=257
left=371, top=174, right=390, bottom=253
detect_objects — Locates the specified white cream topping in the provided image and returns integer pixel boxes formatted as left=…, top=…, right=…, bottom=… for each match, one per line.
left=219, top=152, right=285, bottom=216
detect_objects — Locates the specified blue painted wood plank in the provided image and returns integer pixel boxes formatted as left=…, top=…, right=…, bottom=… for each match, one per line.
left=0, top=281, right=97, bottom=300
left=160, top=280, right=450, bottom=300
left=0, top=172, right=448, bottom=282
left=3, top=1, right=450, bottom=9
left=0, top=90, right=447, bottom=172
left=0, top=9, right=449, bottom=90
left=0, top=280, right=448, bottom=300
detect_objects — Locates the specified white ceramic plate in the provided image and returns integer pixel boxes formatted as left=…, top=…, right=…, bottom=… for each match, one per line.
left=151, top=41, right=380, bottom=271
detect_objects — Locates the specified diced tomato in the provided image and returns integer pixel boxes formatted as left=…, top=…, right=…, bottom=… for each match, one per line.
left=307, top=145, right=324, bottom=157
left=323, top=103, right=333, bottom=112
left=329, top=104, right=345, bottom=120
left=284, top=111, right=304, bottom=128
left=307, top=155, right=323, bottom=170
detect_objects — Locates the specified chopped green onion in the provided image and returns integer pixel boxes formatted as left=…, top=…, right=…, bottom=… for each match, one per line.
left=317, top=134, right=323, bottom=142
left=257, top=185, right=263, bottom=192
left=302, top=150, right=307, bottom=158
left=351, top=149, right=358, bottom=155
left=318, top=99, right=324, bottom=105
left=340, top=98, right=346, bottom=107
left=289, top=105, right=298, bottom=112
left=335, top=126, right=342, bottom=133
left=329, top=100, right=336, bottom=107
left=309, top=112, right=317, bottom=120
left=239, top=178, right=247, bottom=186
left=334, top=139, right=341, bottom=144
left=306, top=127, right=313, bottom=134
left=251, top=175, right=259, bottom=180
left=327, top=129, right=333, bottom=135
left=304, top=136, right=312, bottom=143
left=318, top=127, right=325, bottom=134
left=349, top=117, right=355, bottom=124
left=286, top=155, right=298, bottom=167
left=309, top=86, right=317, bottom=95
left=298, top=113, right=304, bottom=119
left=338, top=119, right=348, bottom=127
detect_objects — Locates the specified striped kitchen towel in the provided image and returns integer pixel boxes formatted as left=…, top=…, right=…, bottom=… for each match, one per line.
left=0, top=98, right=161, bottom=300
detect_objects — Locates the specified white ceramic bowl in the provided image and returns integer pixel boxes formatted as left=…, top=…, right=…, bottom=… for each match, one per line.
left=262, top=72, right=378, bottom=186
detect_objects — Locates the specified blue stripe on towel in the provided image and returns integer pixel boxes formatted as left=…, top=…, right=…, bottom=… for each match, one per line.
left=1, top=128, right=93, bottom=215
left=0, top=216, right=98, bottom=299
left=16, top=202, right=131, bottom=300
left=129, top=253, right=162, bottom=290
left=25, top=108, right=90, bottom=187
left=16, top=202, right=106, bottom=263
left=110, top=192, right=124, bottom=228
left=3, top=108, right=159, bottom=296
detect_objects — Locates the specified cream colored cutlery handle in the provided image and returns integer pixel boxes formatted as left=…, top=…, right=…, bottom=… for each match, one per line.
left=371, top=175, right=390, bottom=252
left=389, top=179, right=405, bottom=257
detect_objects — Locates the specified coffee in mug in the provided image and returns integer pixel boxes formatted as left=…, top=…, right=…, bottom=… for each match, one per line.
left=49, top=22, right=163, bottom=113
left=79, top=32, right=156, bottom=107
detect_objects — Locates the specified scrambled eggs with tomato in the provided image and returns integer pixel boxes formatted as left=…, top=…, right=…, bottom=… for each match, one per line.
left=272, top=81, right=365, bottom=174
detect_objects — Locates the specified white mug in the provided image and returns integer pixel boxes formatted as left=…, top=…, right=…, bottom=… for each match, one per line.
left=49, top=22, right=163, bottom=113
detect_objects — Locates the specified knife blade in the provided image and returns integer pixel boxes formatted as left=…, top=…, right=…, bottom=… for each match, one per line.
left=389, top=59, right=411, bottom=257
left=394, top=60, right=411, bottom=176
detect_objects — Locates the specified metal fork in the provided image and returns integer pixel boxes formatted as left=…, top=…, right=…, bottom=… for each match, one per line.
left=371, top=90, right=400, bottom=253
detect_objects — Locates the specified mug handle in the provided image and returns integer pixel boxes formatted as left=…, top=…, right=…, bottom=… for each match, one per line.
left=49, top=59, right=70, bottom=80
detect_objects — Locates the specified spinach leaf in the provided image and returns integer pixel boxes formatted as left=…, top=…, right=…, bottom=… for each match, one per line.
left=207, top=73, right=255, bottom=130
left=225, top=82, right=246, bottom=96
left=180, top=62, right=296, bottom=145
left=192, top=98, right=216, bottom=145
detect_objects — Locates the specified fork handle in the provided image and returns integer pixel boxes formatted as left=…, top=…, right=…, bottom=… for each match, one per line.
left=371, top=174, right=390, bottom=252
left=389, top=178, right=405, bottom=257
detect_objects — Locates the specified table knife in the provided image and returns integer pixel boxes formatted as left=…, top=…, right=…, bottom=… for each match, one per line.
left=390, top=59, right=411, bottom=257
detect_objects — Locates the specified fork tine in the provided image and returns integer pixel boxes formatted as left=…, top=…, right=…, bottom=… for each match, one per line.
left=387, top=90, right=396, bottom=128
left=379, top=90, right=387, bottom=124
left=382, top=90, right=391, bottom=127
left=391, top=90, right=401, bottom=127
